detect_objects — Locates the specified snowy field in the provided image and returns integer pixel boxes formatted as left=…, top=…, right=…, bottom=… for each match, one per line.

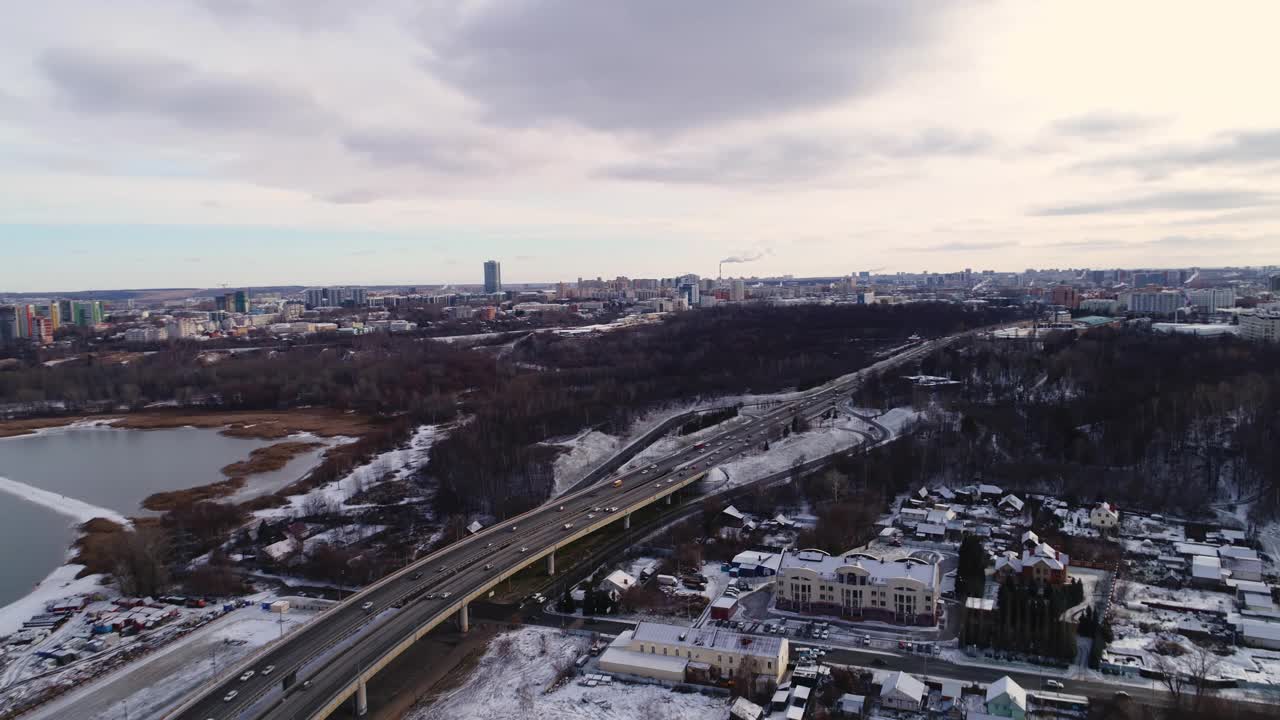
left=0, top=565, right=107, bottom=639
left=408, top=627, right=727, bottom=720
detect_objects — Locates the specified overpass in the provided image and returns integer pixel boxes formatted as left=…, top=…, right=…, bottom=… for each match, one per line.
left=167, top=336, right=953, bottom=720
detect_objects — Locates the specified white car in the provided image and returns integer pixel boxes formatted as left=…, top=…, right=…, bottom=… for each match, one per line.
left=1044, top=679, right=1065, bottom=690
left=361, top=601, right=374, bottom=612
left=224, top=690, right=239, bottom=702
left=520, top=546, right=529, bottom=553
left=441, top=591, right=451, bottom=599
left=262, top=664, right=275, bottom=676
left=563, top=523, right=574, bottom=530
left=484, top=563, right=494, bottom=570
left=587, top=514, right=596, bottom=519
left=239, top=671, right=254, bottom=682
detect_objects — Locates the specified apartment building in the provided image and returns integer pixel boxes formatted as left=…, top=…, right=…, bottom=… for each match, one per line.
left=1241, top=311, right=1280, bottom=343
left=775, top=549, right=940, bottom=626
left=599, top=621, right=789, bottom=683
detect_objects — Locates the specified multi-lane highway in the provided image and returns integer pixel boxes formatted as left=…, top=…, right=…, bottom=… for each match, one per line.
left=169, top=336, right=951, bottom=720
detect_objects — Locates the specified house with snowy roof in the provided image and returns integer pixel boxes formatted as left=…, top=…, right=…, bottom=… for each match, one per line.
left=879, top=671, right=926, bottom=711
left=1089, top=502, right=1119, bottom=530
left=994, top=542, right=1070, bottom=585
left=984, top=676, right=1027, bottom=720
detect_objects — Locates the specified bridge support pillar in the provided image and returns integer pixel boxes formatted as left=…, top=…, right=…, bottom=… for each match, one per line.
left=459, top=603, right=469, bottom=633
left=624, top=513, right=631, bottom=530
left=356, top=676, right=368, bottom=716
left=666, top=493, right=673, bottom=505
left=548, top=550, right=556, bottom=576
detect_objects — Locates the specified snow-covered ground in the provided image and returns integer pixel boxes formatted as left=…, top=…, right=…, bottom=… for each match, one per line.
left=0, top=565, right=106, bottom=638
left=710, top=416, right=872, bottom=490
left=255, top=424, right=442, bottom=520
left=408, top=627, right=727, bottom=720
left=0, top=475, right=129, bottom=527
left=17, top=602, right=319, bottom=720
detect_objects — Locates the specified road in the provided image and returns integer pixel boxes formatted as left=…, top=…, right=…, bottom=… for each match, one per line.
left=168, top=336, right=953, bottom=720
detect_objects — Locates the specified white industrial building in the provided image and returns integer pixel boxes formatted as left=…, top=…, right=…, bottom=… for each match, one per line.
left=598, top=622, right=789, bottom=683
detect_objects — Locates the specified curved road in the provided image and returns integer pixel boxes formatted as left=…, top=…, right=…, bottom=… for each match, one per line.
left=169, top=337, right=953, bottom=720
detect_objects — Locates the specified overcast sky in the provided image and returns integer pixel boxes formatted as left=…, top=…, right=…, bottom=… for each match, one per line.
left=2, top=0, right=1279, bottom=291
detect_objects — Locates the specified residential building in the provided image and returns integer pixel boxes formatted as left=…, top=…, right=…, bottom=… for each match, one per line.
left=31, top=316, right=53, bottom=345
left=879, top=671, right=925, bottom=711
left=13, top=304, right=37, bottom=338
left=304, top=288, right=325, bottom=308
left=124, top=326, right=167, bottom=343
left=233, top=290, right=249, bottom=313
left=45, top=302, right=61, bottom=330
left=1089, top=502, right=1119, bottom=529
left=1123, top=290, right=1183, bottom=316
left=599, top=570, right=636, bottom=597
left=166, top=317, right=199, bottom=339
left=483, top=260, right=502, bottom=293
left=1078, top=298, right=1121, bottom=315
left=1049, top=285, right=1079, bottom=309
left=1240, top=310, right=1280, bottom=343
left=0, top=306, right=15, bottom=344
left=984, top=676, right=1027, bottom=720
left=598, top=621, right=789, bottom=683
left=993, top=542, right=1070, bottom=585
left=775, top=549, right=939, bottom=625
left=731, top=278, right=746, bottom=301
left=1186, top=288, right=1235, bottom=314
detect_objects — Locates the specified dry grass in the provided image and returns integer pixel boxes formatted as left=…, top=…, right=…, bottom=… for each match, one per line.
left=220, top=441, right=323, bottom=477
left=0, top=408, right=373, bottom=440
left=112, top=409, right=374, bottom=439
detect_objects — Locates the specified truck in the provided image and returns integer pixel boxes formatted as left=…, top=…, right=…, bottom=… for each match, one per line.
left=656, top=574, right=677, bottom=587
left=612, top=479, right=623, bottom=488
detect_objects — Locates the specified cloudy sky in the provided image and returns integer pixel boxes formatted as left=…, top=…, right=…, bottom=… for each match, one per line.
left=2, top=0, right=1279, bottom=291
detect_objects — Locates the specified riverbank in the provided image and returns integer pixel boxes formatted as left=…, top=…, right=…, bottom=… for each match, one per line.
left=0, top=408, right=374, bottom=441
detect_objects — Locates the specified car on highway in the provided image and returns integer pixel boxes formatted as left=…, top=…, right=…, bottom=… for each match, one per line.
left=654, top=482, right=661, bottom=488
left=484, top=563, right=494, bottom=570
left=1043, top=679, right=1065, bottom=690
left=563, top=522, right=574, bottom=529
left=262, top=664, right=275, bottom=676
left=438, top=565, right=447, bottom=572
left=640, top=469, right=649, bottom=475
left=361, top=601, right=374, bottom=613
left=224, top=690, right=239, bottom=702
left=239, top=671, right=254, bottom=682
left=426, top=593, right=437, bottom=599
left=612, top=479, right=623, bottom=488
left=441, top=591, right=451, bottom=599
left=520, top=546, right=529, bottom=553
left=485, top=542, right=494, bottom=548
left=587, top=513, right=596, bottom=519
left=409, top=571, right=423, bottom=580
left=510, top=525, right=518, bottom=532
left=557, top=505, right=565, bottom=511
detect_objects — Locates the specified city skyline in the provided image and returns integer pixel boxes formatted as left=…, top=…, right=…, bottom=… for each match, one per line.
left=3, top=2, right=1280, bottom=291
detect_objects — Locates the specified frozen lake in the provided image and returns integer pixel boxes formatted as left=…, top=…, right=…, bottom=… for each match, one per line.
left=0, top=425, right=324, bottom=607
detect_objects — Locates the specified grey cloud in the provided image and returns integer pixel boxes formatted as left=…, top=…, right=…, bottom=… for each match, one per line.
left=341, top=127, right=513, bottom=175
left=1031, top=190, right=1275, bottom=216
left=600, top=136, right=849, bottom=185
left=424, top=0, right=955, bottom=133
left=39, top=48, right=329, bottom=133
left=324, top=188, right=387, bottom=205
left=1079, top=129, right=1280, bottom=177
left=601, top=128, right=990, bottom=186
left=1051, top=112, right=1163, bottom=140
left=915, top=240, right=1018, bottom=252
left=194, top=0, right=365, bottom=29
